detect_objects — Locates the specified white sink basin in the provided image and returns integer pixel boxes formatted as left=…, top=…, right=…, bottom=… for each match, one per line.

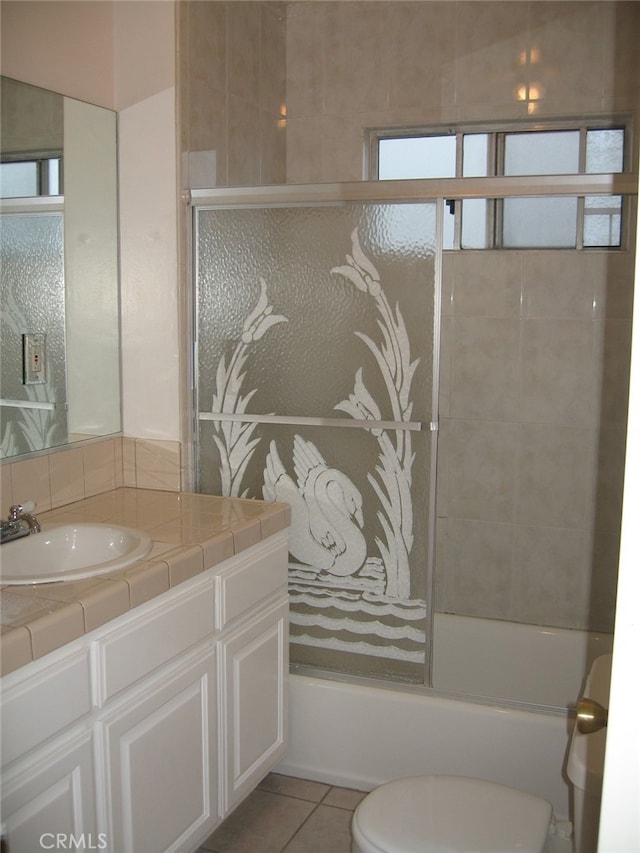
left=0, top=523, right=153, bottom=585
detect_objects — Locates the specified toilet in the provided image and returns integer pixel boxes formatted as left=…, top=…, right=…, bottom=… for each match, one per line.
left=351, top=654, right=611, bottom=853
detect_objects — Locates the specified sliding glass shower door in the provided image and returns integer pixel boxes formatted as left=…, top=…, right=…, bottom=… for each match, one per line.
left=195, top=199, right=439, bottom=684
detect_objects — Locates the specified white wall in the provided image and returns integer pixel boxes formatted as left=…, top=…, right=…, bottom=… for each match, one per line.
left=118, top=86, right=180, bottom=442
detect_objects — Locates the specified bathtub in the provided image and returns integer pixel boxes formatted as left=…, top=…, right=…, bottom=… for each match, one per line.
left=432, top=613, right=613, bottom=708
left=276, top=616, right=613, bottom=820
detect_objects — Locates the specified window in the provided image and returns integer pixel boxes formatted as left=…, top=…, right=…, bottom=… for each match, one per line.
left=0, top=154, right=62, bottom=198
left=372, top=119, right=629, bottom=250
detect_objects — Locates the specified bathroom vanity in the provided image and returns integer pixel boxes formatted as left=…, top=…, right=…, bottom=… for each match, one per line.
left=0, top=488, right=290, bottom=853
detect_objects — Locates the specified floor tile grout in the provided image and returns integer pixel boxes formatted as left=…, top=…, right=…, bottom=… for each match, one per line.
left=199, top=773, right=365, bottom=853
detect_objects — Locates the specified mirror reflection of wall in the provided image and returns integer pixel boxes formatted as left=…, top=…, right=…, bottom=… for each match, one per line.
left=0, top=76, right=120, bottom=459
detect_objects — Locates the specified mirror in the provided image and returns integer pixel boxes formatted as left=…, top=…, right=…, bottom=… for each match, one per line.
left=0, top=76, right=120, bottom=459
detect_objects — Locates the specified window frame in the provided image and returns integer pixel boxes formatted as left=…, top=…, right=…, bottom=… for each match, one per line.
left=0, top=149, right=63, bottom=198
left=367, top=115, right=634, bottom=250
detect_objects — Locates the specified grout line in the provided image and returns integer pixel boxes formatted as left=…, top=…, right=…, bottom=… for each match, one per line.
left=280, top=798, right=324, bottom=853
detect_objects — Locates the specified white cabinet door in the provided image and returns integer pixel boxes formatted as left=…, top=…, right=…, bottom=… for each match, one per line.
left=99, top=644, right=217, bottom=853
left=219, top=596, right=289, bottom=815
left=1, top=731, right=98, bottom=853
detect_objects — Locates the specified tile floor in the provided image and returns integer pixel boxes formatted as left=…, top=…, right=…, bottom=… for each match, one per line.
left=198, top=773, right=366, bottom=853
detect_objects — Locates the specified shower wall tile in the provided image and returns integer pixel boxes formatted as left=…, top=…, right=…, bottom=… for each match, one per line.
left=529, top=3, right=608, bottom=111
left=323, top=2, right=389, bottom=116
left=182, top=0, right=286, bottom=187
left=228, top=94, right=261, bottom=186
left=592, top=423, right=628, bottom=533
left=450, top=253, right=522, bottom=319
left=518, top=318, right=596, bottom=426
left=286, top=116, right=324, bottom=185
left=387, top=2, right=457, bottom=112
left=592, top=252, right=636, bottom=319
left=188, top=79, right=227, bottom=161
left=320, top=116, right=366, bottom=183
left=284, top=2, right=638, bottom=183
left=186, top=0, right=226, bottom=86
left=438, top=317, right=452, bottom=420
left=260, top=111, right=287, bottom=186
left=447, top=419, right=518, bottom=522
left=444, top=518, right=514, bottom=618
left=522, top=253, right=599, bottom=320
left=594, top=318, right=633, bottom=424
left=605, top=2, right=640, bottom=112
left=227, top=2, right=261, bottom=107
left=589, top=528, right=622, bottom=632
left=511, top=524, right=590, bottom=628
left=260, top=4, right=287, bottom=117
left=515, top=423, right=594, bottom=529
left=454, top=2, right=529, bottom=113
left=450, top=318, right=520, bottom=420
left=285, top=2, right=324, bottom=118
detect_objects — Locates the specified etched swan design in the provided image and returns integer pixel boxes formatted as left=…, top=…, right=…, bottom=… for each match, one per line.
left=263, top=435, right=367, bottom=576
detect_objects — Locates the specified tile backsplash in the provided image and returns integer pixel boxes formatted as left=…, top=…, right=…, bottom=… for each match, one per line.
left=1, top=437, right=181, bottom=514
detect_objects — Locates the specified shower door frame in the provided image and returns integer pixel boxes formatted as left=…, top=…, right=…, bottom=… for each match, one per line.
left=188, top=171, right=637, bottom=704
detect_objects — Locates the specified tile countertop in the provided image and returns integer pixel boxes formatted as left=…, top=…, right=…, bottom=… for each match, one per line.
left=0, top=488, right=291, bottom=677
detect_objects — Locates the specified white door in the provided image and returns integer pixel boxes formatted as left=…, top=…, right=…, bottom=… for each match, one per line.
left=597, top=179, right=640, bottom=852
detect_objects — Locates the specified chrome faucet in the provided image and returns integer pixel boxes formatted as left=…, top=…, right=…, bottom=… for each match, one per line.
left=1, top=502, right=41, bottom=544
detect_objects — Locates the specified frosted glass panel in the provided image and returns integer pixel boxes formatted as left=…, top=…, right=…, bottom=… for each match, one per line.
left=586, top=129, right=624, bottom=174
left=0, top=214, right=68, bottom=456
left=196, top=201, right=437, bottom=683
left=503, top=197, right=578, bottom=248
left=504, top=130, right=580, bottom=176
left=197, top=204, right=436, bottom=423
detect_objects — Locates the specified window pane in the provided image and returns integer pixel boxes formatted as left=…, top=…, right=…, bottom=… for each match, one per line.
left=504, top=130, right=580, bottom=176
left=0, top=161, right=38, bottom=198
left=586, top=129, right=624, bottom=174
left=583, top=195, right=622, bottom=247
left=378, top=136, right=456, bottom=180
left=461, top=198, right=489, bottom=248
left=47, top=158, right=61, bottom=195
left=462, top=134, right=490, bottom=176
left=503, top=197, right=578, bottom=248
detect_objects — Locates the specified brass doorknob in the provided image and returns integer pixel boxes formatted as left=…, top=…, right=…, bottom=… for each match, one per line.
left=576, top=697, right=608, bottom=734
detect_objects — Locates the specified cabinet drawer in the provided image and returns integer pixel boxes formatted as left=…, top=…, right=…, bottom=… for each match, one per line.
left=94, top=578, right=215, bottom=704
left=1, top=649, right=91, bottom=767
left=216, top=533, right=288, bottom=630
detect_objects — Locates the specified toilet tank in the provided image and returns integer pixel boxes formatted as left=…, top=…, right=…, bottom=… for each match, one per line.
left=567, top=654, right=611, bottom=853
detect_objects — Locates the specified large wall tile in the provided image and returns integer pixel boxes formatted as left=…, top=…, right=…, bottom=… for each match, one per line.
left=511, top=524, right=590, bottom=628
left=450, top=317, right=520, bottom=420
left=443, top=517, right=514, bottom=619
left=447, top=419, right=518, bottom=522
left=515, top=423, right=593, bottom=528
left=518, top=318, right=597, bottom=426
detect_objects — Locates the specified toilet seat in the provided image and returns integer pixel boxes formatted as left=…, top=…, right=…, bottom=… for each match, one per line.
left=351, top=775, right=553, bottom=853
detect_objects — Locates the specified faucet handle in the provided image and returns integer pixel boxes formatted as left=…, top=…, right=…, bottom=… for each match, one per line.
left=9, top=501, right=36, bottom=519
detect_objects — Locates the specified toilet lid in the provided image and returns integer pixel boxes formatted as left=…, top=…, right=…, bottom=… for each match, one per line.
left=352, top=775, right=553, bottom=853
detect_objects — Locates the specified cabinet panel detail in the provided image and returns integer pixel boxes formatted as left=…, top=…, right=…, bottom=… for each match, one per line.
left=100, top=646, right=217, bottom=853
left=1, top=650, right=91, bottom=766
left=217, top=533, right=288, bottom=628
left=221, top=597, right=288, bottom=812
left=95, top=579, right=215, bottom=703
left=1, top=732, right=97, bottom=853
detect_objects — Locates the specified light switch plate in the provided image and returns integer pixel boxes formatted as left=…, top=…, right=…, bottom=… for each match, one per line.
left=22, top=333, right=47, bottom=385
